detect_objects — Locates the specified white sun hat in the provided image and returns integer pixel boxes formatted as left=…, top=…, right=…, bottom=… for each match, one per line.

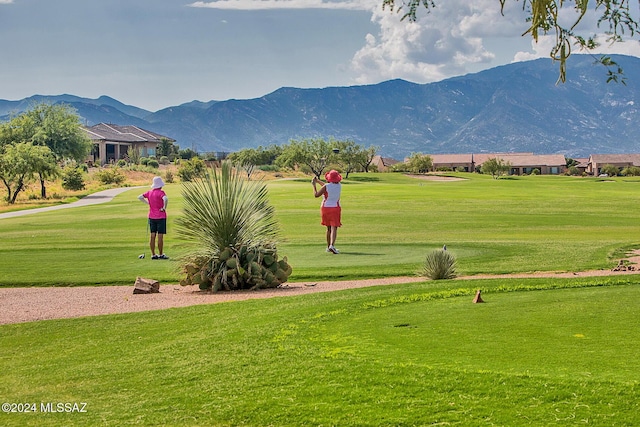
left=151, top=176, right=165, bottom=189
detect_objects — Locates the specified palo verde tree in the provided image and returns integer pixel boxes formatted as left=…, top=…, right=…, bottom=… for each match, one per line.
left=358, top=145, right=379, bottom=173
left=405, top=152, right=433, bottom=173
left=0, top=142, right=56, bottom=203
left=277, top=137, right=338, bottom=179
left=228, top=146, right=274, bottom=180
left=481, top=157, right=511, bottom=179
left=382, top=0, right=639, bottom=84
left=332, top=140, right=379, bottom=178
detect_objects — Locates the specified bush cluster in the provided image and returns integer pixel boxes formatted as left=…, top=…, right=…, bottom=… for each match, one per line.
left=180, top=244, right=292, bottom=291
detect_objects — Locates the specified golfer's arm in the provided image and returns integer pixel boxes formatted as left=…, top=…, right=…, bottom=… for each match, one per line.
left=138, top=194, right=148, bottom=204
left=162, top=196, right=168, bottom=210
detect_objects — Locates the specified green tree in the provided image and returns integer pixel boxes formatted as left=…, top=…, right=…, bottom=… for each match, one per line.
left=126, top=146, right=141, bottom=165
left=382, top=0, right=638, bottom=83
left=229, top=147, right=273, bottom=180
left=566, top=157, right=580, bottom=168
left=600, top=163, right=620, bottom=176
left=333, top=140, right=364, bottom=178
left=481, top=157, right=511, bottom=179
left=0, top=142, right=54, bottom=203
left=178, top=148, right=198, bottom=160
left=61, top=165, right=86, bottom=191
left=0, top=103, right=91, bottom=198
left=277, top=138, right=336, bottom=179
left=156, top=138, right=177, bottom=158
left=25, top=103, right=92, bottom=162
left=405, top=152, right=433, bottom=174
left=177, top=157, right=206, bottom=182
left=358, top=145, right=379, bottom=173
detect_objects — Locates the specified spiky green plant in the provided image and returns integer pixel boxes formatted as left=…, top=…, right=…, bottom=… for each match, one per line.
left=421, top=249, right=457, bottom=280
left=175, top=160, right=291, bottom=291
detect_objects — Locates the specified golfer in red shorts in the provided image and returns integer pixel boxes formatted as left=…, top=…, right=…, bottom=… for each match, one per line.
left=312, top=170, right=342, bottom=254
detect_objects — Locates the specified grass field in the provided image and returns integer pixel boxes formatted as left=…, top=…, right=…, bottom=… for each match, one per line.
left=0, top=172, right=639, bottom=285
left=2, top=172, right=640, bottom=426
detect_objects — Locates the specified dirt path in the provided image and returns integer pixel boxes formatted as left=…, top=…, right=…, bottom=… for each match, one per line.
left=2, top=251, right=640, bottom=325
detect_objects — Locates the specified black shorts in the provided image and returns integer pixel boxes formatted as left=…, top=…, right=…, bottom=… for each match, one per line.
left=149, top=218, right=167, bottom=234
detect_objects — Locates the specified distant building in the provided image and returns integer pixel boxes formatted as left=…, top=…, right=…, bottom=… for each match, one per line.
left=82, top=123, right=175, bottom=166
left=586, top=154, right=640, bottom=176
left=430, top=154, right=475, bottom=172
left=429, top=153, right=566, bottom=175
left=371, top=155, right=401, bottom=172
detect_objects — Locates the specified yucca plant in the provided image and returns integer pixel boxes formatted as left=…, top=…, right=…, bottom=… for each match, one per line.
left=175, top=160, right=292, bottom=291
left=420, top=249, right=457, bottom=280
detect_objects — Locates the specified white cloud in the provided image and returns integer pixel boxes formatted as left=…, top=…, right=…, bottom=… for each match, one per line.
left=512, top=34, right=640, bottom=64
left=0, top=0, right=15, bottom=4
left=188, top=0, right=375, bottom=11
left=350, top=0, right=526, bottom=85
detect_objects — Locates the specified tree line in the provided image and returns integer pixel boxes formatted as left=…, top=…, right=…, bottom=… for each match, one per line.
left=227, top=138, right=379, bottom=180
left=0, top=103, right=92, bottom=203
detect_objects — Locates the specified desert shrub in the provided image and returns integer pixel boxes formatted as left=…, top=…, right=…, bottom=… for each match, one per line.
left=622, top=166, right=640, bottom=176
left=176, top=161, right=292, bottom=291
left=530, top=168, right=540, bottom=175
left=421, top=249, right=457, bottom=280
left=177, top=157, right=206, bottom=182
left=165, top=170, right=174, bottom=183
left=116, top=159, right=127, bottom=167
left=61, top=166, right=86, bottom=191
left=139, top=157, right=149, bottom=166
left=601, top=164, right=620, bottom=177
left=160, top=156, right=170, bottom=165
left=94, top=167, right=125, bottom=185
left=566, top=166, right=581, bottom=176
left=147, top=159, right=159, bottom=168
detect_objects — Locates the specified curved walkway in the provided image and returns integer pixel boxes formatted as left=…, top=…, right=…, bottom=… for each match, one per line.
left=0, top=187, right=142, bottom=219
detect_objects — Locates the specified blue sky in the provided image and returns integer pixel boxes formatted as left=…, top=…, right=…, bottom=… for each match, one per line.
left=1, top=0, right=639, bottom=111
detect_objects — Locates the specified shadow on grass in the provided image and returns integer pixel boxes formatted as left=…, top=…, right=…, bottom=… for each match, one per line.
left=337, top=252, right=385, bottom=256
left=347, top=176, right=380, bottom=183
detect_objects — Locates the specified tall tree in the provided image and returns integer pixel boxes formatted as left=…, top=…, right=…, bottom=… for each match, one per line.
left=26, top=103, right=92, bottom=162
left=358, top=145, right=379, bottom=173
left=277, top=138, right=337, bottom=179
left=481, top=157, right=511, bottom=179
left=0, top=142, right=54, bottom=203
left=1, top=103, right=92, bottom=198
left=382, top=0, right=638, bottom=83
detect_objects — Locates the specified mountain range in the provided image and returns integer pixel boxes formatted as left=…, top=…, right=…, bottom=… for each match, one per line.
left=1, top=54, right=639, bottom=160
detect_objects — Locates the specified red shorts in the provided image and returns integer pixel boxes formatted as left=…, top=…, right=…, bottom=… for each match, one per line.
left=321, top=206, right=342, bottom=227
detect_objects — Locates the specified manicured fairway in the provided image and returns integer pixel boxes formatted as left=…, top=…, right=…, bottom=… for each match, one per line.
left=3, top=172, right=638, bottom=286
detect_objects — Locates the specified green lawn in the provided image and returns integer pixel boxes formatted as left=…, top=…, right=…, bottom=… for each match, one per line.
left=1, top=276, right=639, bottom=426
left=1, top=173, right=638, bottom=285
left=2, top=172, right=640, bottom=426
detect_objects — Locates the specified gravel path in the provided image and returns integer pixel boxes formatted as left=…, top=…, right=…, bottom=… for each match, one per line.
left=3, top=264, right=640, bottom=325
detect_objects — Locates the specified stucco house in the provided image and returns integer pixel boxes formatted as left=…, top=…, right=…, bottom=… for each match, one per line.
left=586, top=154, right=640, bottom=176
left=430, top=153, right=566, bottom=175
left=82, top=123, right=175, bottom=166
left=371, top=155, right=401, bottom=172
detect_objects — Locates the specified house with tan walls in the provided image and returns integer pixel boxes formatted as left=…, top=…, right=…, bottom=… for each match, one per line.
left=371, top=155, right=401, bottom=172
left=82, top=123, right=175, bottom=166
left=586, top=154, right=640, bottom=176
left=430, top=153, right=566, bottom=175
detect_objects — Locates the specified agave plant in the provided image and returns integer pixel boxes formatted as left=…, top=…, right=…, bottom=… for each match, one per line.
left=175, top=160, right=292, bottom=291
left=421, top=249, right=457, bottom=280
